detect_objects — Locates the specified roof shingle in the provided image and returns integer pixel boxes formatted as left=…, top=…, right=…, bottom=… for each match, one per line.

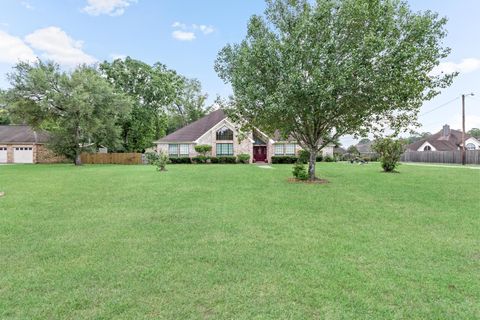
left=407, top=127, right=470, bottom=151
left=0, top=125, right=49, bottom=144
left=156, top=109, right=227, bottom=143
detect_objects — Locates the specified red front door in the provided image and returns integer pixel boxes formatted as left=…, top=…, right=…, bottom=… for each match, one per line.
left=253, top=146, right=267, bottom=162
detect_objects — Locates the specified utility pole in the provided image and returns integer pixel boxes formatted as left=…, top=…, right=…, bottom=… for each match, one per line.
left=462, top=93, right=475, bottom=165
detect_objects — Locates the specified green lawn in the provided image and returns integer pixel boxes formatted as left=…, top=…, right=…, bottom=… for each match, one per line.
left=0, top=163, right=479, bottom=319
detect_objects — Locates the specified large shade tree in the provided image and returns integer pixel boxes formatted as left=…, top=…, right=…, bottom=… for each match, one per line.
left=167, top=77, right=211, bottom=133
left=6, top=61, right=132, bottom=165
left=100, top=57, right=184, bottom=152
left=215, top=0, right=456, bottom=180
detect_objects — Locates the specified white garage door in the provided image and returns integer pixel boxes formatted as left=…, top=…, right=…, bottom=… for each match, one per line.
left=14, top=147, right=33, bottom=163
left=0, top=147, right=7, bottom=163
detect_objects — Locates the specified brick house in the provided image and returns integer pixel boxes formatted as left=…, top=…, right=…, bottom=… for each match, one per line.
left=155, top=109, right=334, bottom=163
left=0, top=125, right=65, bottom=164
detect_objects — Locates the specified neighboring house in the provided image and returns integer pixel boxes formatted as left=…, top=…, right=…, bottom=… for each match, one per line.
left=0, top=125, right=63, bottom=164
left=334, top=146, right=347, bottom=155
left=406, top=125, right=480, bottom=152
left=356, top=141, right=374, bottom=155
left=155, top=109, right=334, bottom=163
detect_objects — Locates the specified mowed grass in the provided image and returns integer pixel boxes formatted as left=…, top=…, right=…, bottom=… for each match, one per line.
left=0, top=163, right=479, bottom=319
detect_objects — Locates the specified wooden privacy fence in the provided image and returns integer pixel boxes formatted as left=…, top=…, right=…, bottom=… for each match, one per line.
left=401, top=150, right=480, bottom=164
left=80, top=153, right=144, bottom=165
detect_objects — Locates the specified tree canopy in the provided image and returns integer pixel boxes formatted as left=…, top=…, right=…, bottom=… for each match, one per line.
left=467, top=128, right=480, bottom=139
left=100, top=57, right=210, bottom=152
left=167, top=78, right=211, bottom=133
left=100, top=57, right=182, bottom=152
left=6, top=61, right=132, bottom=165
left=215, top=0, right=455, bottom=180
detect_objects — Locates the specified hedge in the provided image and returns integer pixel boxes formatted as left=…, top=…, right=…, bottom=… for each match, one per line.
left=169, top=157, right=192, bottom=164
left=271, top=156, right=298, bottom=164
left=211, top=156, right=237, bottom=164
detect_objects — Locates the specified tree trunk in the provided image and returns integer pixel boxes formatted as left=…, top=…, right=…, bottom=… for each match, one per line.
left=74, top=125, right=82, bottom=166
left=308, top=149, right=317, bottom=181
left=74, top=152, right=82, bottom=166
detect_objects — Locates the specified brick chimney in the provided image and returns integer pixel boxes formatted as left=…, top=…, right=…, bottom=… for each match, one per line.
left=442, top=124, right=450, bottom=137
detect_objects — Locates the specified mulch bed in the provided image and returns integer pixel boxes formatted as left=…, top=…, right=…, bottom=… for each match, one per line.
left=287, top=178, right=330, bottom=184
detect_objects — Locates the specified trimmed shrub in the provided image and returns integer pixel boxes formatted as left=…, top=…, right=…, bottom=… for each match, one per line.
left=292, top=162, right=308, bottom=180
left=316, top=155, right=323, bottom=162
left=192, top=156, right=209, bottom=164
left=169, top=157, right=192, bottom=164
left=210, top=157, right=219, bottom=163
left=237, top=153, right=250, bottom=164
left=271, top=156, right=298, bottom=164
left=217, top=156, right=237, bottom=164
left=194, top=144, right=212, bottom=157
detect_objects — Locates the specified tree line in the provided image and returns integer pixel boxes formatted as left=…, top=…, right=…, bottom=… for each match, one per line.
left=2, top=58, right=211, bottom=165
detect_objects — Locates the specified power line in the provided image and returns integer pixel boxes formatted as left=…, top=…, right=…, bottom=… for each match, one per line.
left=418, top=96, right=461, bottom=117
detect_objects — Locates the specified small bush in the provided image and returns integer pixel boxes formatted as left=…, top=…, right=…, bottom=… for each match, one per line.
left=210, top=157, right=219, bottom=163
left=271, top=156, right=298, bottom=164
left=146, top=151, right=169, bottom=171
left=316, top=155, right=323, bottom=162
left=145, top=152, right=159, bottom=164
left=192, top=156, right=209, bottom=164
left=372, top=138, right=405, bottom=172
left=324, top=155, right=336, bottom=162
left=237, top=153, right=250, bottom=164
left=169, top=157, right=192, bottom=164
left=292, top=162, right=308, bottom=180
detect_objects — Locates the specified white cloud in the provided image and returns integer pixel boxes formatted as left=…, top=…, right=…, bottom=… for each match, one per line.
left=171, top=22, right=215, bottom=41
left=172, top=21, right=187, bottom=29
left=25, top=27, right=96, bottom=66
left=20, top=1, right=34, bottom=10
left=0, top=30, right=36, bottom=63
left=172, top=30, right=196, bottom=41
left=193, top=24, right=214, bottom=35
left=431, top=58, right=480, bottom=76
left=82, top=0, right=136, bottom=16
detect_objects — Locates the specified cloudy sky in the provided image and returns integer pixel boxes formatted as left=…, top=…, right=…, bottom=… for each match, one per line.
left=0, top=0, right=479, bottom=146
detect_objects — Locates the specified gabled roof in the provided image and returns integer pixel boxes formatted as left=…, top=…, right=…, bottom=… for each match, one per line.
left=407, top=127, right=470, bottom=151
left=0, top=125, right=49, bottom=144
left=156, top=109, right=227, bottom=143
left=356, top=141, right=373, bottom=153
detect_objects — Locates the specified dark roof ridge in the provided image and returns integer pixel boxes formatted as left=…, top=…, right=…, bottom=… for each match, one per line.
left=156, top=109, right=227, bottom=143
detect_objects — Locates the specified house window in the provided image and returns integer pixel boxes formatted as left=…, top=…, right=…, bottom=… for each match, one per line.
left=466, top=143, right=476, bottom=150
left=285, top=144, right=296, bottom=155
left=216, top=127, right=233, bottom=140
left=274, top=144, right=284, bottom=155
left=168, top=144, right=189, bottom=157
left=275, top=143, right=296, bottom=155
left=423, top=145, right=432, bottom=151
left=216, top=143, right=233, bottom=156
